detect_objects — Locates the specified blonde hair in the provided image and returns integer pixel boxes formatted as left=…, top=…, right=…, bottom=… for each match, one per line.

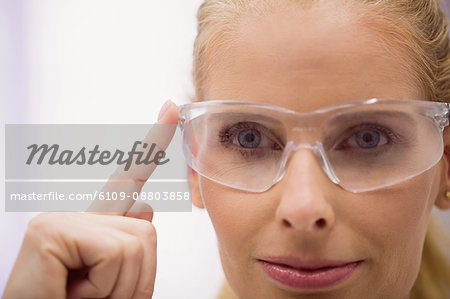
left=192, top=0, right=450, bottom=298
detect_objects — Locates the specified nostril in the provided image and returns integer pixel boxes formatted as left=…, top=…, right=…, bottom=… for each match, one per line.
left=315, top=218, right=326, bottom=228
left=282, top=219, right=291, bottom=227
left=281, top=218, right=327, bottom=229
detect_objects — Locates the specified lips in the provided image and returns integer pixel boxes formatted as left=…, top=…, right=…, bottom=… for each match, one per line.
left=258, top=257, right=362, bottom=290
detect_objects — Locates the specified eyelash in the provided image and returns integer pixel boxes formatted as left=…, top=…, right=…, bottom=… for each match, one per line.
left=218, top=122, right=282, bottom=157
left=334, top=123, right=402, bottom=151
left=217, top=122, right=403, bottom=157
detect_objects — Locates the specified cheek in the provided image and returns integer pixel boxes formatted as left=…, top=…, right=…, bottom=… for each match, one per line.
left=200, top=178, right=263, bottom=243
left=198, top=177, right=271, bottom=273
left=354, top=168, right=439, bottom=290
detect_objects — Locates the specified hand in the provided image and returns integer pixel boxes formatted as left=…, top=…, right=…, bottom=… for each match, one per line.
left=3, top=101, right=179, bottom=299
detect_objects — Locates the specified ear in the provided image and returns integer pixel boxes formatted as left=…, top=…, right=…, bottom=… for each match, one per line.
left=187, top=166, right=205, bottom=209
left=436, top=127, right=450, bottom=210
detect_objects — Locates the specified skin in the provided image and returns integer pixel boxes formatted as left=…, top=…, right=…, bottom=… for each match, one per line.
left=190, top=2, right=450, bottom=299
left=4, top=2, right=450, bottom=299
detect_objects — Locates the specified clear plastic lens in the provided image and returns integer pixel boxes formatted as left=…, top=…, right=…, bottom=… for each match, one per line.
left=186, top=114, right=284, bottom=190
left=179, top=99, right=449, bottom=193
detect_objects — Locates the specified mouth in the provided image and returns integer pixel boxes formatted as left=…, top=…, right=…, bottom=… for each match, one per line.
left=257, top=257, right=363, bottom=290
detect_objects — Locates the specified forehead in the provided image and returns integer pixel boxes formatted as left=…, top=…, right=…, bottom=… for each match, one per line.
left=202, top=2, right=422, bottom=112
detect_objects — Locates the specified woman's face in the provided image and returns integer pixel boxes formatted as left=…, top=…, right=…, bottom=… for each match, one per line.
left=192, top=3, right=449, bottom=299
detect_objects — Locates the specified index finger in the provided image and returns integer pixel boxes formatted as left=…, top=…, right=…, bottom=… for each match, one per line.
left=86, top=101, right=179, bottom=215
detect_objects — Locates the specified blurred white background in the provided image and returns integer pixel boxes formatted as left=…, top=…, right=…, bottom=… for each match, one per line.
left=1, top=1, right=224, bottom=298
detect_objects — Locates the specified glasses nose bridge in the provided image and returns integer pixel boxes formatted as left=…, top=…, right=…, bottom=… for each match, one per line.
left=274, top=140, right=340, bottom=186
left=289, top=124, right=322, bottom=144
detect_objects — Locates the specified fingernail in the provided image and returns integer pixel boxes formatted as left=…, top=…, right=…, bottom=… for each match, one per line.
left=158, top=100, right=172, bottom=121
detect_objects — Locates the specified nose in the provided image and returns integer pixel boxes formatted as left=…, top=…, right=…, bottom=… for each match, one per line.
left=275, top=148, right=336, bottom=233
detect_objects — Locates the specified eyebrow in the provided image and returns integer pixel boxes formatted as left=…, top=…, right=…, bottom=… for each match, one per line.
left=327, top=110, right=418, bottom=127
left=206, top=112, right=287, bottom=141
left=206, top=112, right=284, bottom=124
left=208, top=109, right=418, bottom=125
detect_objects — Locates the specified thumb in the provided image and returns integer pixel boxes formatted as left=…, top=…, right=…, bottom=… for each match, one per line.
left=124, top=201, right=154, bottom=222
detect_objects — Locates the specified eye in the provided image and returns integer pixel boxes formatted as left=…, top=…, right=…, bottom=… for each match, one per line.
left=218, top=122, right=282, bottom=151
left=237, top=129, right=261, bottom=148
left=354, top=129, right=385, bottom=149
left=335, top=125, right=393, bottom=151
left=234, top=128, right=281, bottom=149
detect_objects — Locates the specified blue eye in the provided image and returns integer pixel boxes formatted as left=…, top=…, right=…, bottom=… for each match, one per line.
left=238, top=129, right=261, bottom=148
left=334, top=124, right=394, bottom=151
left=354, top=129, right=382, bottom=149
left=218, top=122, right=283, bottom=157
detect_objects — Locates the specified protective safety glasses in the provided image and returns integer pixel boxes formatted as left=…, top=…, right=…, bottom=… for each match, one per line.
left=178, top=99, right=450, bottom=193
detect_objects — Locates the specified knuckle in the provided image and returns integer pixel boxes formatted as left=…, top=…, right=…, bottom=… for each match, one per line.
left=126, top=236, right=144, bottom=259
left=103, top=237, right=125, bottom=261
left=28, top=212, right=51, bottom=231
left=139, top=220, right=156, bottom=237
left=137, top=220, right=157, bottom=247
left=26, top=212, right=60, bottom=243
left=27, top=214, right=44, bottom=235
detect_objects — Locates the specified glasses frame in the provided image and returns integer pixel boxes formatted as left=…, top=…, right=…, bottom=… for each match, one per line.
left=178, top=98, right=450, bottom=193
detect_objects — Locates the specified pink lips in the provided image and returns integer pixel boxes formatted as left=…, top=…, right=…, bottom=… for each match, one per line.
left=258, top=258, right=362, bottom=290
